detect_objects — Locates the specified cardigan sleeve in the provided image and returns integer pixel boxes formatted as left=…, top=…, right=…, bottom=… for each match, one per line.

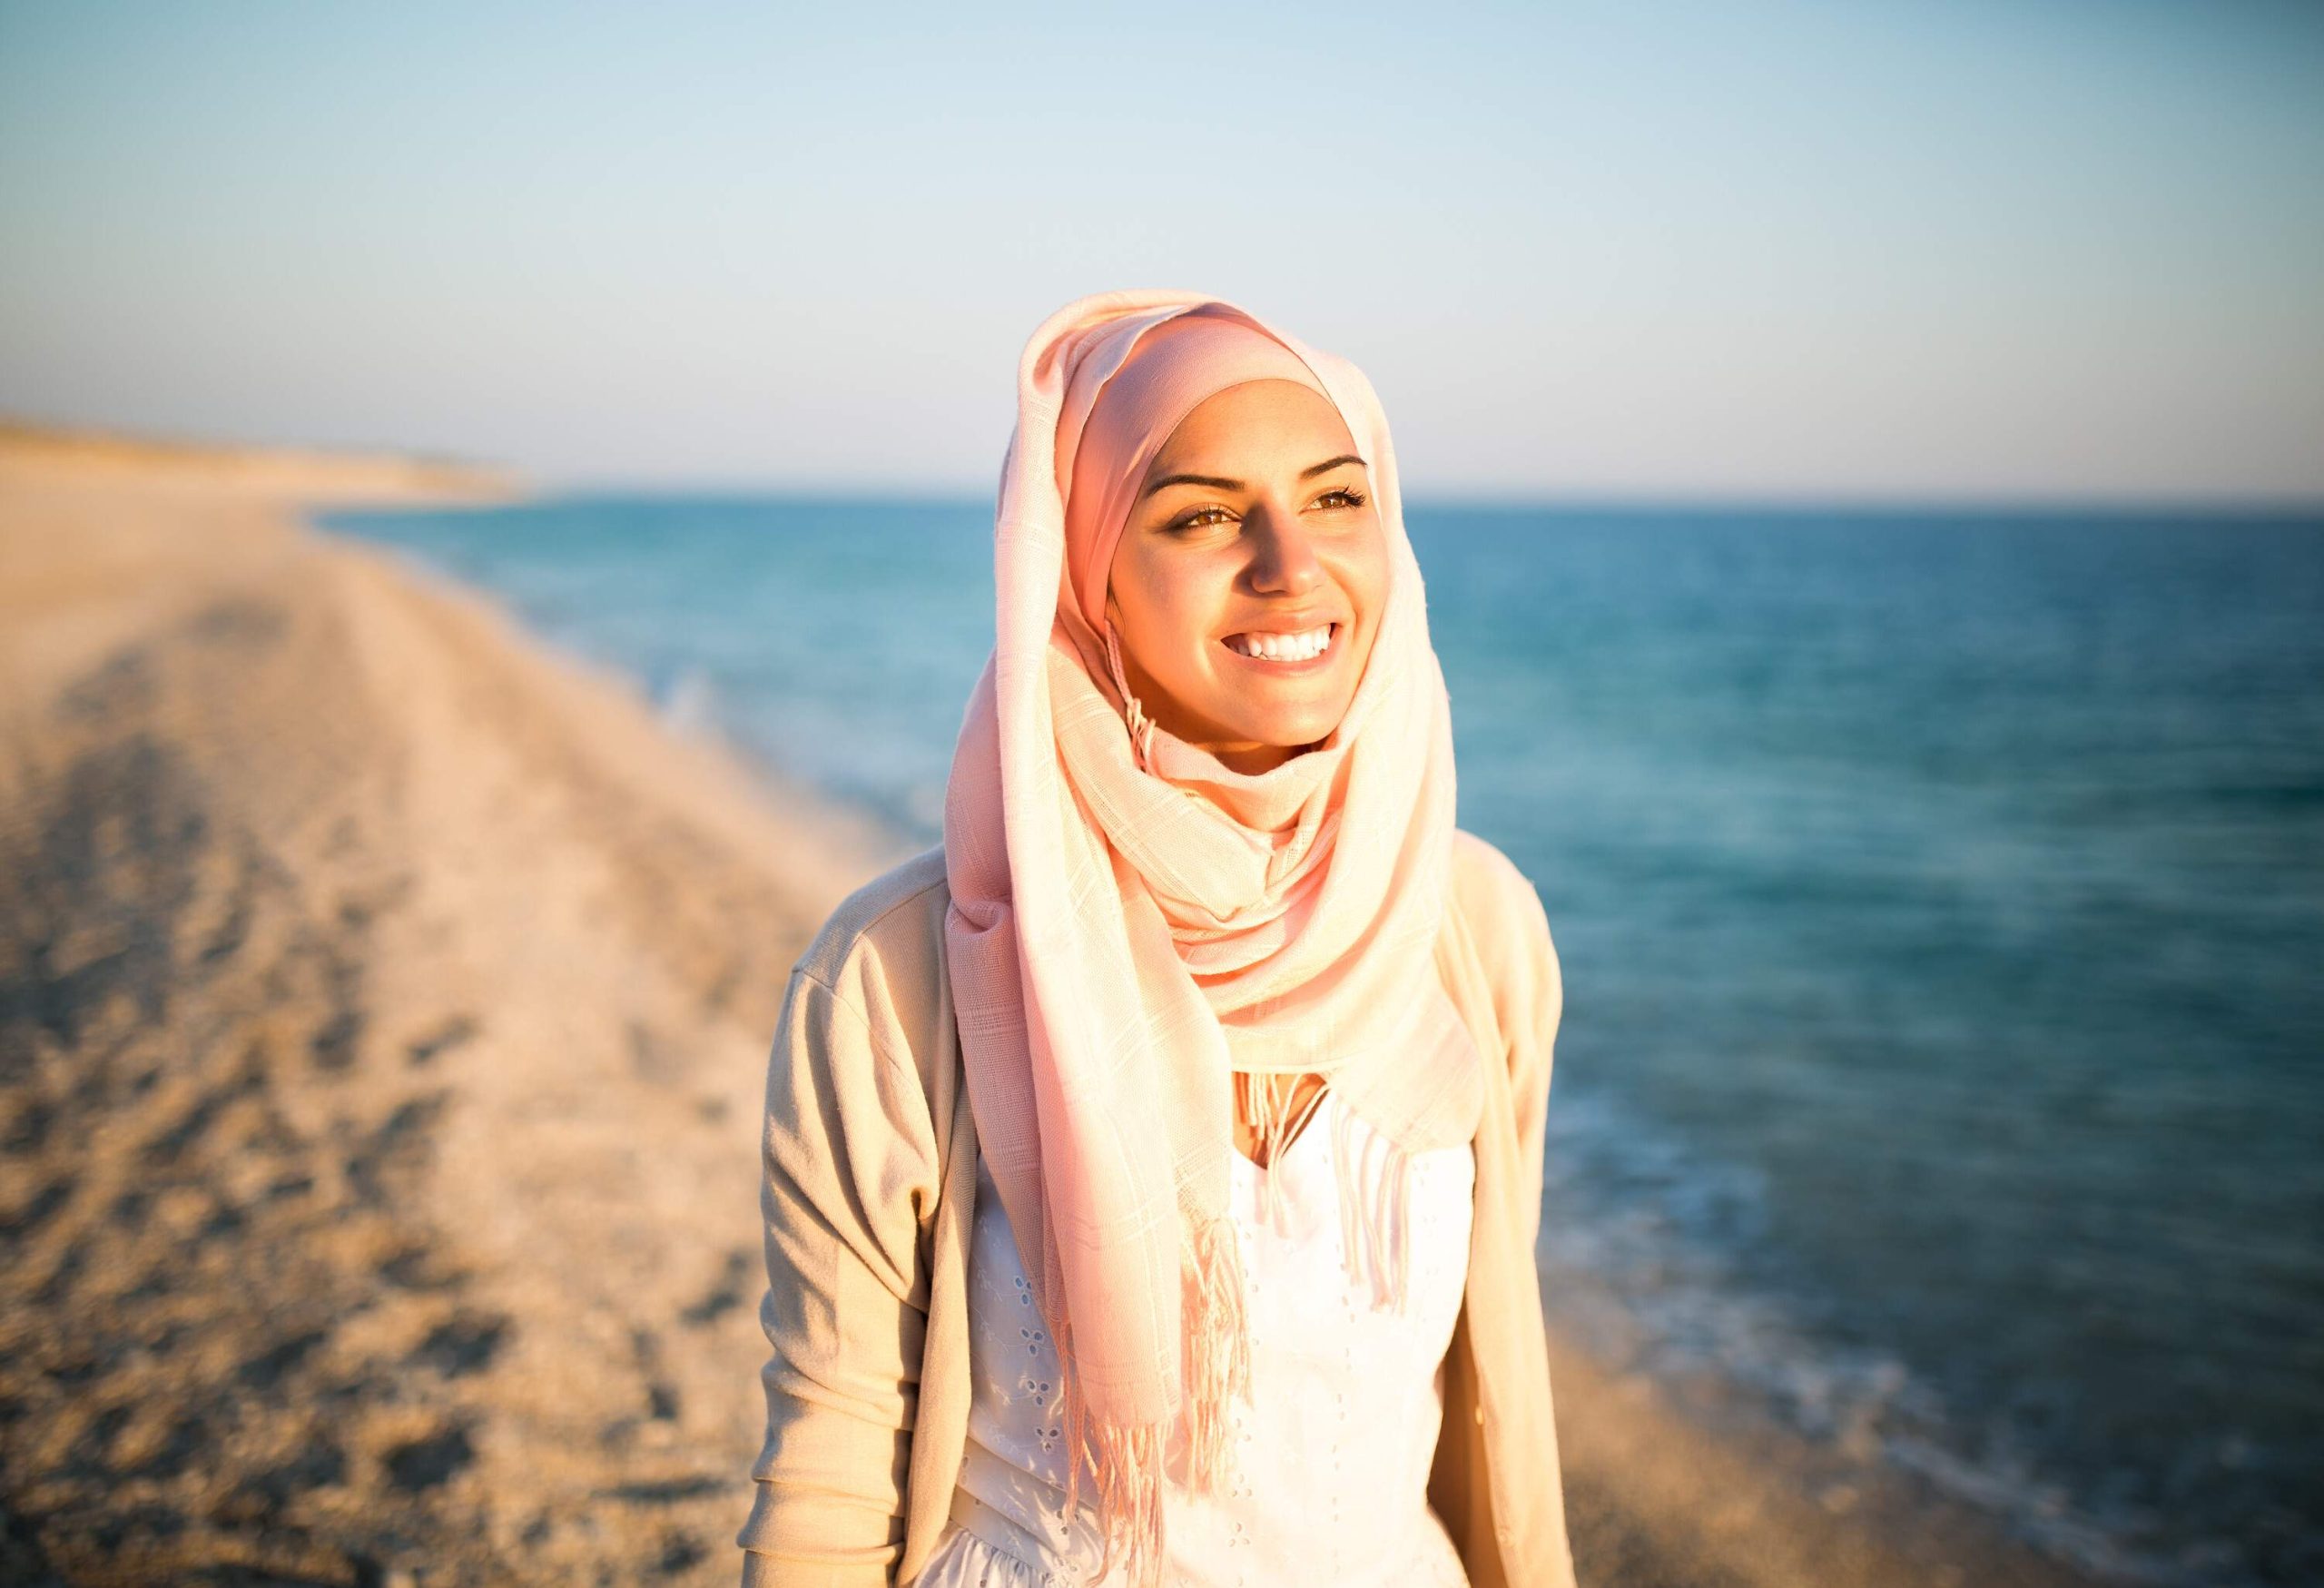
left=1505, top=874, right=1563, bottom=1255
left=1455, top=830, right=1565, bottom=1254
left=735, top=962, right=941, bottom=1587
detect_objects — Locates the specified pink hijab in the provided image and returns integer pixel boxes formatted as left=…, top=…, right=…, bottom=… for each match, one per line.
left=943, top=290, right=1482, bottom=1585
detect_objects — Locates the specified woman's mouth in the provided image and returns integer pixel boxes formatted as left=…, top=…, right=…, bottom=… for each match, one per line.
left=1220, top=622, right=1338, bottom=674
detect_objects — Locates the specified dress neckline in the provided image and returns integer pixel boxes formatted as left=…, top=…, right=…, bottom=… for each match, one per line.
left=1230, top=1084, right=1334, bottom=1178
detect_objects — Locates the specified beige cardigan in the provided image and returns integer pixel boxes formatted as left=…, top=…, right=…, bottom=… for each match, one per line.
left=734, top=831, right=1578, bottom=1588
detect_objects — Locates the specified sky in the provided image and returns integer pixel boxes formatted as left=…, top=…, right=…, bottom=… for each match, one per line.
left=2, top=1, right=2319, bottom=504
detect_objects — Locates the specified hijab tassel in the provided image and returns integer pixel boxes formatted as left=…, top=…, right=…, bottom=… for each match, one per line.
left=1181, top=1208, right=1253, bottom=1494
left=1333, top=1096, right=1416, bottom=1313
left=1054, top=1315, right=1164, bottom=1588
left=1052, top=1210, right=1252, bottom=1588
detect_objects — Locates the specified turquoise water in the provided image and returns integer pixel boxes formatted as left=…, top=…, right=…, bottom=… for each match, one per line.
left=329, top=498, right=2324, bottom=1585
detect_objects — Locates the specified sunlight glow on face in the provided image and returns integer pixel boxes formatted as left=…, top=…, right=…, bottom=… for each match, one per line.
left=1103, top=380, right=1388, bottom=776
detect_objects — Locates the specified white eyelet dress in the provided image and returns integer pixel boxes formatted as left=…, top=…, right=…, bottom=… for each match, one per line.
left=914, top=1089, right=1476, bottom=1588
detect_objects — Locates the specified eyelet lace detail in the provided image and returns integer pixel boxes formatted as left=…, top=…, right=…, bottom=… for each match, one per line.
left=921, top=1094, right=1476, bottom=1587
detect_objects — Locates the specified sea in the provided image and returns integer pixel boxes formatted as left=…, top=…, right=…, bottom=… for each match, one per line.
left=325, top=497, right=2324, bottom=1586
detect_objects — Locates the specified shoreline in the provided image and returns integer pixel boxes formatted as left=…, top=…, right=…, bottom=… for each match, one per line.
left=0, top=430, right=2099, bottom=1585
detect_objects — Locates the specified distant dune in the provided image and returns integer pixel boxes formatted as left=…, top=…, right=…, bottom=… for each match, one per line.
left=0, top=428, right=2095, bottom=1586
left=0, top=420, right=526, bottom=506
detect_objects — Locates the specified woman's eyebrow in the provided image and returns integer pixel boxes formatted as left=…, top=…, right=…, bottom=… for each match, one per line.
left=1142, top=471, right=1242, bottom=498
left=1140, top=454, right=1368, bottom=500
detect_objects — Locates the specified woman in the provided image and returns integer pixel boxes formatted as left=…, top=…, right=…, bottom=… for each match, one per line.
left=735, top=291, right=1576, bottom=1588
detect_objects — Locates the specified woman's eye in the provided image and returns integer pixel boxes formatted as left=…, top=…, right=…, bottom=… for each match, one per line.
left=1168, top=506, right=1234, bottom=532
left=1167, top=488, right=1364, bottom=534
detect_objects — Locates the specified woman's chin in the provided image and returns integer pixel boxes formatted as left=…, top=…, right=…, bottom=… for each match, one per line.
left=1221, top=708, right=1344, bottom=754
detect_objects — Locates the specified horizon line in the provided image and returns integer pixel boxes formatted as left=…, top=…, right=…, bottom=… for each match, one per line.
left=12, top=414, right=2320, bottom=519
left=481, top=477, right=2324, bottom=519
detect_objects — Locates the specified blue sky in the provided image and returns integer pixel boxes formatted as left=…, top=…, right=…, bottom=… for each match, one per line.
left=2, top=1, right=2319, bottom=502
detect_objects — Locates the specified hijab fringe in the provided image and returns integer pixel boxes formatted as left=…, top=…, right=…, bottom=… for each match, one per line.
left=1055, top=1215, right=1253, bottom=1588
left=1181, top=1208, right=1252, bottom=1494
left=1050, top=1097, right=1421, bottom=1588
left=1334, top=1093, right=1417, bottom=1312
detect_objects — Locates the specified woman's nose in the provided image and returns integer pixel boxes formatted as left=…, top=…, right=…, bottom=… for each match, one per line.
left=1245, top=502, right=1324, bottom=596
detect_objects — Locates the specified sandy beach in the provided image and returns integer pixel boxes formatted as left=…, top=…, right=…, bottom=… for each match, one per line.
left=0, top=429, right=2102, bottom=1586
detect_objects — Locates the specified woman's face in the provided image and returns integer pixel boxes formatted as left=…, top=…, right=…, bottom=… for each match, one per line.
left=1103, top=379, right=1389, bottom=776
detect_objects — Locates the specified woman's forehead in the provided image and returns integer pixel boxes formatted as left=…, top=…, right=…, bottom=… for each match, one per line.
left=1151, top=380, right=1358, bottom=472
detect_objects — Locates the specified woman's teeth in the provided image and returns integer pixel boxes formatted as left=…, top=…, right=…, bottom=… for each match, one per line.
left=1224, top=624, right=1334, bottom=662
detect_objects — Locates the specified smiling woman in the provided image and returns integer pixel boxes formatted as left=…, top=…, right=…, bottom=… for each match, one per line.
left=736, top=291, right=1574, bottom=1588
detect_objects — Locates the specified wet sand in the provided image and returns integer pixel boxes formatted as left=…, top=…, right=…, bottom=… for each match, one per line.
left=0, top=429, right=2099, bottom=1585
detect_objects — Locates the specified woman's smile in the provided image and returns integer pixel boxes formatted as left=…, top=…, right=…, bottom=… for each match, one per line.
left=1218, top=617, right=1341, bottom=672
